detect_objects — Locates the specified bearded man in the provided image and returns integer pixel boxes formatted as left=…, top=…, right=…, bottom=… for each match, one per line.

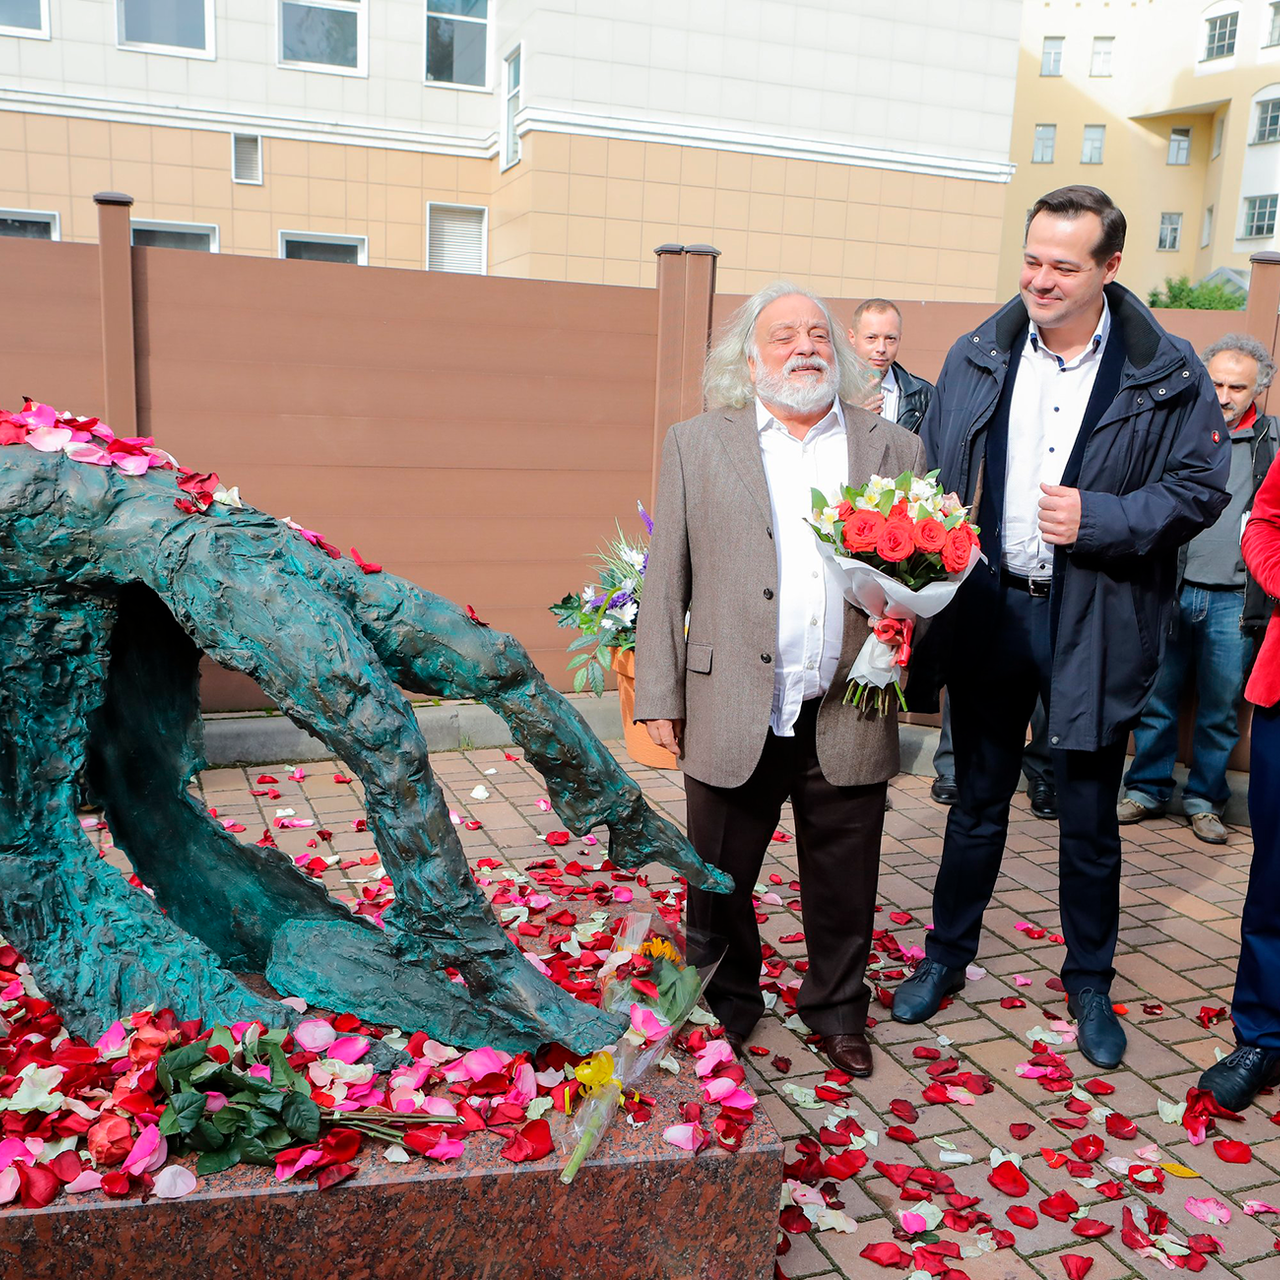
left=633, top=282, right=924, bottom=1077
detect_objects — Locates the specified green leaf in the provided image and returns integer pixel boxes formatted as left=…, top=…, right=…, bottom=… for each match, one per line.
left=244, top=1107, right=282, bottom=1139
left=567, top=632, right=597, bottom=653
left=166, top=1090, right=208, bottom=1135
left=282, top=1090, right=322, bottom=1143
left=159, top=1041, right=209, bottom=1092
left=266, top=1041, right=307, bottom=1092
left=573, top=665, right=588, bottom=693
left=810, top=487, right=830, bottom=512
left=185, top=1118, right=227, bottom=1153
left=566, top=652, right=592, bottom=670
left=189, top=1059, right=223, bottom=1085
left=196, top=1140, right=243, bottom=1176
left=895, top=469, right=913, bottom=493
left=877, top=490, right=895, bottom=516
left=237, top=1135, right=275, bottom=1167
left=208, top=1026, right=235, bottom=1057
left=588, top=660, right=605, bottom=697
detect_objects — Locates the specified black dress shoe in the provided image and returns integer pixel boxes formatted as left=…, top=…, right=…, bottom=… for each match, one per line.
left=821, top=1033, right=872, bottom=1077
left=891, top=958, right=966, bottom=1024
left=1067, top=989, right=1126, bottom=1069
left=1029, top=778, right=1058, bottom=820
left=1198, top=1045, right=1280, bottom=1112
left=723, top=1030, right=746, bottom=1059
left=930, top=775, right=959, bottom=805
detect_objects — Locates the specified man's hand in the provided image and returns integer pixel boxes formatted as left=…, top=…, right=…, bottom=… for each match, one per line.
left=1038, top=483, right=1082, bottom=545
left=860, top=388, right=885, bottom=414
left=643, top=718, right=684, bottom=757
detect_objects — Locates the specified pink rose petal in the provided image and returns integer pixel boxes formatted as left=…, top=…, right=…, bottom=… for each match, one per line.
left=662, top=1123, right=704, bottom=1151
left=293, top=1019, right=337, bottom=1053
left=151, top=1165, right=198, bottom=1199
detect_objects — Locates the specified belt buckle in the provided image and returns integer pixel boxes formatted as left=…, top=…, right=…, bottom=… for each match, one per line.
left=1028, top=577, right=1051, bottom=598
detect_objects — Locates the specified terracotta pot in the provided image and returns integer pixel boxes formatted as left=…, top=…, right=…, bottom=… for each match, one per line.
left=608, top=648, right=679, bottom=770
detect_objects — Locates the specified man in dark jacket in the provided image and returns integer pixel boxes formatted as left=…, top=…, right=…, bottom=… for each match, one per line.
left=1119, top=334, right=1278, bottom=844
left=891, top=185, right=1229, bottom=1069
left=848, top=298, right=935, bottom=432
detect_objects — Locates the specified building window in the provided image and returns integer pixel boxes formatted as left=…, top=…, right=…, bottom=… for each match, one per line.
left=117, top=0, right=214, bottom=57
left=426, top=203, right=486, bottom=274
left=1167, top=127, right=1191, bottom=165
left=1040, top=36, right=1063, bottom=75
left=232, top=134, right=262, bottom=184
left=0, top=0, right=49, bottom=38
left=1204, top=12, right=1237, bottom=60
left=1202, top=205, right=1214, bottom=247
left=1268, top=3, right=1280, bottom=47
left=279, top=1, right=364, bottom=74
left=0, top=208, right=58, bottom=239
left=1090, top=36, right=1113, bottom=76
left=1158, top=213, right=1183, bottom=251
left=1081, top=125, right=1106, bottom=164
left=1032, top=124, right=1056, bottom=163
left=1244, top=194, right=1279, bottom=238
left=280, top=231, right=367, bottom=264
left=1257, top=99, right=1280, bottom=143
left=502, top=46, right=521, bottom=169
left=1213, top=116, right=1225, bottom=157
left=131, top=220, right=218, bottom=252
left=426, top=1, right=488, bottom=87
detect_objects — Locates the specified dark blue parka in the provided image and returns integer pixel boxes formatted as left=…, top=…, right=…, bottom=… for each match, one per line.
left=919, top=283, right=1229, bottom=752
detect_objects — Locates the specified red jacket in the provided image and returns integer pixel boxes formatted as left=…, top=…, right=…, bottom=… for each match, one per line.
left=1244, top=449, right=1280, bottom=706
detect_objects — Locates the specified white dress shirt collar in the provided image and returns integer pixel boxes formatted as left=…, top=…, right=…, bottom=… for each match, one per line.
left=755, top=395, right=845, bottom=437
left=1027, top=294, right=1111, bottom=371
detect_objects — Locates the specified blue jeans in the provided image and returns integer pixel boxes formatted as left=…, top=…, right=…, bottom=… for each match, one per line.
left=1123, top=584, right=1250, bottom=816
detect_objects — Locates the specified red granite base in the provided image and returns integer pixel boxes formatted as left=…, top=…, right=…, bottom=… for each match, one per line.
left=0, top=1070, right=782, bottom=1280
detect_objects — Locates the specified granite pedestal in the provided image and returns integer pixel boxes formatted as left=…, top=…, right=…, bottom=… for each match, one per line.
left=0, top=1068, right=782, bottom=1280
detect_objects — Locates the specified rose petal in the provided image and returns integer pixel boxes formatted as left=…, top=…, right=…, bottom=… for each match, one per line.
left=151, top=1165, right=198, bottom=1199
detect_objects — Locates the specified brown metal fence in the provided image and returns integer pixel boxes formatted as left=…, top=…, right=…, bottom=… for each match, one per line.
left=2, top=194, right=1277, bottom=732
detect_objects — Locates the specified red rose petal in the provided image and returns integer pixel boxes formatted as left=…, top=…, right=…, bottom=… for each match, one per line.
left=1105, top=1113, right=1138, bottom=1140
left=1070, top=1135, right=1104, bottom=1162
left=779, top=1205, right=812, bottom=1234
left=1039, top=1190, right=1080, bottom=1221
left=859, top=1242, right=913, bottom=1268
left=1060, top=1254, right=1094, bottom=1280
left=988, top=1160, right=1029, bottom=1197
left=1009, top=1123, right=1036, bottom=1140
left=1071, top=1218, right=1113, bottom=1238
left=1006, top=1206, right=1039, bottom=1228
left=885, top=1125, right=917, bottom=1144
left=1213, top=1138, right=1252, bottom=1163
left=316, top=1162, right=358, bottom=1191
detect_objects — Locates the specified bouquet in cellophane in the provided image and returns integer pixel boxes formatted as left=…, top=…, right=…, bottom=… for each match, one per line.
left=809, top=469, right=982, bottom=715
left=559, top=912, right=723, bottom=1184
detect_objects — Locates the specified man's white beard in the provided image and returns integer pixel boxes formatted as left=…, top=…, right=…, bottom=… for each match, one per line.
left=754, top=355, right=840, bottom=415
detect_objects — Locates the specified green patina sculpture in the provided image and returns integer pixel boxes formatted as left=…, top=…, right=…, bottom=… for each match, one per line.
left=0, top=431, right=730, bottom=1054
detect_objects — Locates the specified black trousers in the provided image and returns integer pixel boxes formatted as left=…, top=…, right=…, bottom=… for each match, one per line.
left=684, top=699, right=888, bottom=1038
left=925, top=572, right=1127, bottom=996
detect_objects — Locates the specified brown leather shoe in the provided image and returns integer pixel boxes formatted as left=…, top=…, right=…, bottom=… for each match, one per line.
left=821, top=1033, right=872, bottom=1077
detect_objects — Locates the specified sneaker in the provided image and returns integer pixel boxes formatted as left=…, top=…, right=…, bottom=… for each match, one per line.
left=1189, top=812, right=1229, bottom=844
left=1116, top=797, right=1161, bottom=824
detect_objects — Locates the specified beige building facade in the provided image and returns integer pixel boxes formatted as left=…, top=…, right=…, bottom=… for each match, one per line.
left=0, top=2, right=1020, bottom=299
left=1002, top=0, right=1280, bottom=301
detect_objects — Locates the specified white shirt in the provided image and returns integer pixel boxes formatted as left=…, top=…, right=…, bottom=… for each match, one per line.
left=756, top=396, right=848, bottom=735
left=1003, top=297, right=1111, bottom=577
left=879, top=365, right=900, bottom=424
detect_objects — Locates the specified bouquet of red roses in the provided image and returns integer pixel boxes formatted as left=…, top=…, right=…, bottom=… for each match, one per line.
left=809, top=470, right=981, bottom=714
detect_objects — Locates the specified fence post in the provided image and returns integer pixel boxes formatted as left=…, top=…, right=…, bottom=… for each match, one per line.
left=650, top=245, right=689, bottom=509
left=95, top=191, right=137, bottom=433
left=680, top=245, right=720, bottom=421
left=1245, top=251, right=1280, bottom=416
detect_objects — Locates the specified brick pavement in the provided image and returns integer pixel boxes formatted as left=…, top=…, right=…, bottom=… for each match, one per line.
left=102, top=744, right=1277, bottom=1279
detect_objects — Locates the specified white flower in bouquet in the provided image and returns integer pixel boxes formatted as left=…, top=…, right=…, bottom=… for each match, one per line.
left=816, top=505, right=841, bottom=537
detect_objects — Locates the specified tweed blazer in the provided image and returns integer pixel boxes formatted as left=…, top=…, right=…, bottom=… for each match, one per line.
left=634, top=400, right=927, bottom=790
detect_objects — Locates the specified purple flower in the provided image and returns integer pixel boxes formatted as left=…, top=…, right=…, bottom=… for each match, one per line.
left=637, top=501, right=654, bottom=536
left=608, top=591, right=634, bottom=608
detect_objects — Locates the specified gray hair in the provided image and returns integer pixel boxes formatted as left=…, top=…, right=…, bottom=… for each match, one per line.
left=1201, top=332, right=1277, bottom=391
left=702, top=280, right=874, bottom=409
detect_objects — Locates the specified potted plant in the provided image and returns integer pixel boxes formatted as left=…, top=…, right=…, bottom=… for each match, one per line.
left=549, top=503, right=677, bottom=769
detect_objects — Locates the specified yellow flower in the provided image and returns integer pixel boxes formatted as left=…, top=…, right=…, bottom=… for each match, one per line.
left=575, top=1051, right=618, bottom=1093
left=639, top=938, right=681, bottom=964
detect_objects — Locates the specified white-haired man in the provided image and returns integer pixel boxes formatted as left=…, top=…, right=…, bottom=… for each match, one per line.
left=1119, top=333, right=1279, bottom=843
left=634, top=282, right=925, bottom=1077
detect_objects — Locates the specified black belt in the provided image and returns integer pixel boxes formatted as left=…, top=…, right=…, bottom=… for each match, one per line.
left=1001, top=568, right=1052, bottom=598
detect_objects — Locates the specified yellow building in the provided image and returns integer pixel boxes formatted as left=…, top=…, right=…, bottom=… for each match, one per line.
left=0, top=1, right=1021, bottom=299
left=1001, top=0, right=1280, bottom=302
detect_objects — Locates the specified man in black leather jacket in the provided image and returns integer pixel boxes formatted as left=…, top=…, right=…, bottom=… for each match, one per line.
left=848, top=298, right=934, bottom=432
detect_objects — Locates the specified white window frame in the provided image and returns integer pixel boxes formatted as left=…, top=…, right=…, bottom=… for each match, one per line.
left=1090, top=36, right=1113, bottom=77
left=1081, top=124, right=1105, bottom=164
left=0, top=0, right=50, bottom=39
left=1269, top=2, right=1280, bottom=47
left=1032, top=123, right=1056, bottom=164
left=501, top=44, right=522, bottom=170
left=0, top=207, right=60, bottom=238
left=425, top=202, right=488, bottom=275
left=231, top=133, right=263, bottom=185
left=1243, top=194, right=1279, bottom=238
left=1203, top=10, right=1238, bottom=62
left=1040, top=36, right=1063, bottom=76
left=131, top=219, right=220, bottom=252
left=278, top=0, right=367, bottom=78
left=1167, top=126, right=1192, bottom=165
left=1256, top=98, right=1280, bottom=144
left=278, top=230, right=368, bottom=264
left=423, top=1, right=490, bottom=91
left=1158, top=212, right=1183, bottom=252
left=116, top=0, right=216, bottom=61
left=1202, top=205, right=1214, bottom=247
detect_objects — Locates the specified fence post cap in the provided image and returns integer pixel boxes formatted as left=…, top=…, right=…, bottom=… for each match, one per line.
left=93, top=192, right=135, bottom=207
left=653, top=243, right=685, bottom=256
left=1249, top=251, right=1280, bottom=265
left=684, top=244, right=721, bottom=257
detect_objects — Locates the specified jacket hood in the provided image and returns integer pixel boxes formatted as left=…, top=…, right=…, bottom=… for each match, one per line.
left=972, top=282, right=1183, bottom=374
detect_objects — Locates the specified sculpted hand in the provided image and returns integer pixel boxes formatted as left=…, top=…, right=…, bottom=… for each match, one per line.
left=861, top=389, right=885, bottom=414
left=1038, top=483, right=1082, bottom=545
left=644, top=718, right=683, bottom=757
